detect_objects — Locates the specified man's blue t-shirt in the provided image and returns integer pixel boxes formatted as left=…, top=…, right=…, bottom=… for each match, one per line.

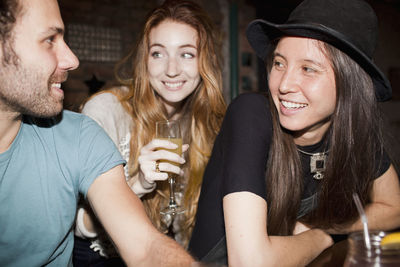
left=0, top=110, right=125, bottom=266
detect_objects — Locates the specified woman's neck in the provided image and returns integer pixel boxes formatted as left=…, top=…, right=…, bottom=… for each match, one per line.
left=293, top=121, right=331, bottom=146
left=165, top=105, right=182, bottom=120
left=164, top=99, right=188, bottom=120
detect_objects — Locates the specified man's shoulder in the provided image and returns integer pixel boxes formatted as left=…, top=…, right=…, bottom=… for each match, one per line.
left=60, top=110, right=95, bottom=126
left=23, top=110, right=100, bottom=139
left=56, top=110, right=104, bottom=135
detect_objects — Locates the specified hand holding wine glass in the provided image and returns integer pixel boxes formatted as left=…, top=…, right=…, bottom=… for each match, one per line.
left=156, top=120, right=186, bottom=216
left=136, top=138, right=185, bottom=193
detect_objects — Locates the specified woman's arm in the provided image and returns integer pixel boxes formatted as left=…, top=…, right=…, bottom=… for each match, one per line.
left=224, top=192, right=333, bottom=267
left=336, top=164, right=400, bottom=233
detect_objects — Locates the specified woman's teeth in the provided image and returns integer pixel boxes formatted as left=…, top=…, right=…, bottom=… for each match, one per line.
left=281, top=100, right=308, bottom=109
left=165, top=82, right=183, bottom=88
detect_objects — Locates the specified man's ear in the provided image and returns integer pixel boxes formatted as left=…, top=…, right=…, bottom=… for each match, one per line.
left=0, top=40, right=18, bottom=66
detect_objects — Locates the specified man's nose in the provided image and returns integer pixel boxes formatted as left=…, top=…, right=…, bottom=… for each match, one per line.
left=57, top=41, right=79, bottom=71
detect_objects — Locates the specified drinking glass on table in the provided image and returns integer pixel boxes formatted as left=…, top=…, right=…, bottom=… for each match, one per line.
left=344, top=230, right=400, bottom=267
left=156, top=120, right=185, bottom=216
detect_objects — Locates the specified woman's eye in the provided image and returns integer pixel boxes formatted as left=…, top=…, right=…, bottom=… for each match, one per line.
left=182, top=52, right=194, bottom=59
left=151, top=51, right=162, bottom=58
left=303, top=66, right=316, bottom=73
left=273, top=60, right=284, bottom=69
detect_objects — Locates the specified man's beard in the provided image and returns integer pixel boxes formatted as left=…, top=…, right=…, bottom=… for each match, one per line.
left=0, top=61, right=66, bottom=118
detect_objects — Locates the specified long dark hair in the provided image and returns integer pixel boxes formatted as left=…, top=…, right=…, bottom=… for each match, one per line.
left=265, top=40, right=385, bottom=235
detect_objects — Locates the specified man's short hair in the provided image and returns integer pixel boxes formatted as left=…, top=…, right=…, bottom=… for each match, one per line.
left=0, top=0, right=21, bottom=65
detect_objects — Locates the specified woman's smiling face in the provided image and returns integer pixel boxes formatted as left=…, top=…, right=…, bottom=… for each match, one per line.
left=147, top=19, right=200, bottom=115
left=268, top=36, right=337, bottom=145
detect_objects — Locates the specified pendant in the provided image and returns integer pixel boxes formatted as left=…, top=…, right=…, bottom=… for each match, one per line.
left=310, top=153, right=327, bottom=180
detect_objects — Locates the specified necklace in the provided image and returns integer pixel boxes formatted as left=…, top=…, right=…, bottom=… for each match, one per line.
left=297, top=148, right=329, bottom=180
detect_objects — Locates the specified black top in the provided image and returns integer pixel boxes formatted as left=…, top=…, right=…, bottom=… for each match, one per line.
left=188, top=93, right=391, bottom=264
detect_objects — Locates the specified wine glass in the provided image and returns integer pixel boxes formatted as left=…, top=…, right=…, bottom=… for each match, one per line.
left=156, top=120, right=185, bottom=216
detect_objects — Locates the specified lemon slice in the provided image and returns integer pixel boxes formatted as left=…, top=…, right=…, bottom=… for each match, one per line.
left=381, top=232, right=400, bottom=250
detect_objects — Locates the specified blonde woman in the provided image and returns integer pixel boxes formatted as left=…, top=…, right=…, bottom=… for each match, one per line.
left=73, top=0, right=225, bottom=265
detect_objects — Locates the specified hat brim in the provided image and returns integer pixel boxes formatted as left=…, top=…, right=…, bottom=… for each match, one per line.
left=246, top=19, right=392, bottom=101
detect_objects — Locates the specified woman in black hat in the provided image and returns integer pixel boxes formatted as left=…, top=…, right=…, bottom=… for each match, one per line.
left=189, top=0, right=400, bottom=265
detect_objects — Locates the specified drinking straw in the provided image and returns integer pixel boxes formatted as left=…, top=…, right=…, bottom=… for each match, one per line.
left=353, top=193, right=371, bottom=250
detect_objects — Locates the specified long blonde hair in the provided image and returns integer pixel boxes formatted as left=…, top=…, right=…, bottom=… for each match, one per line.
left=114, top=0, right=225, bottom=246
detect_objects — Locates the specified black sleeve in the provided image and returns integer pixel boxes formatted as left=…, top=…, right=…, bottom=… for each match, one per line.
left=189, top=93, right=273, bottom=261
left=376, top=149, right=391, bottom=178
left=220, top=93, right=273, bottom=200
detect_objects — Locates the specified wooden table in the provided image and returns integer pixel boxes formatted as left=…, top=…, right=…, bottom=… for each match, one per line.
left=308, top=240, right=349, bottom=266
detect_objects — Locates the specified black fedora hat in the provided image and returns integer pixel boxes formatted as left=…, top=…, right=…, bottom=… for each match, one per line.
left=246, top=0, right=392, bottom=102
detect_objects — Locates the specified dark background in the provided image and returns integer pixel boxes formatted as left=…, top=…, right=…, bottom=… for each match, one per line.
left=58, top=0, right=400, bottom=166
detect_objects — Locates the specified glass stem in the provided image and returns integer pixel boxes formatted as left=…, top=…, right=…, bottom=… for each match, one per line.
left=168, top=175, right=176, bottom=207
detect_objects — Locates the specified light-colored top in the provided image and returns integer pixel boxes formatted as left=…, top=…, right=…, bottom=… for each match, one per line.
left=82, top=89, right=132, bottom=180
left=78, top=89, right=187, bottom=253
left=0, top=111, right=125, bottom=267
